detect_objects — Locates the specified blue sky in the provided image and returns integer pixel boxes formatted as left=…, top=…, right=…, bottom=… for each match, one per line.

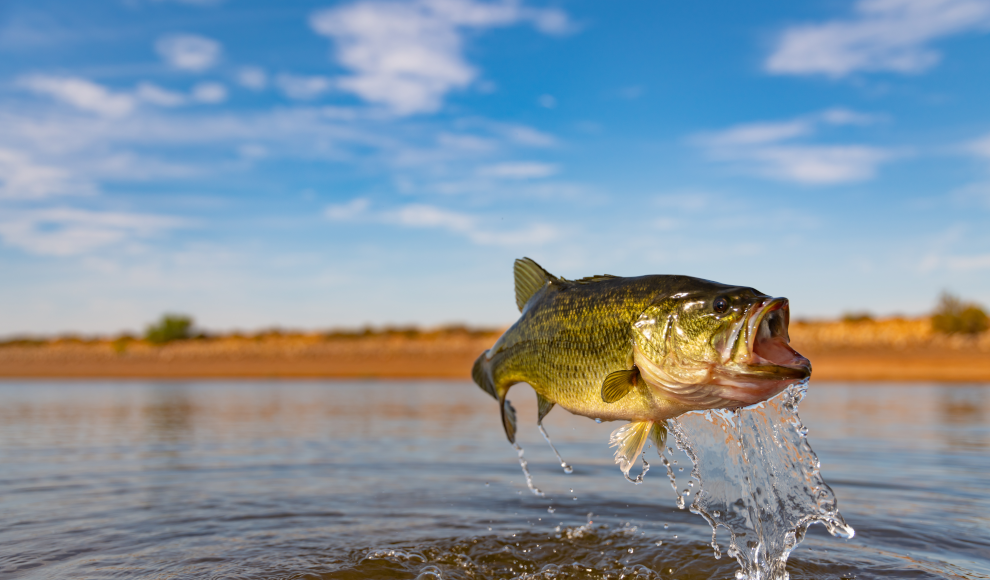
left=2, top=0, right=990, bottom=335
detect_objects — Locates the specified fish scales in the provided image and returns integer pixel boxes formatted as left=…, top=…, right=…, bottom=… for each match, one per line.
left=489, top=275, right=661, bottom=419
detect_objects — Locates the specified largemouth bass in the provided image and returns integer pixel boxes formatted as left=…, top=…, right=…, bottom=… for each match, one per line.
left=472, top=258, right=811, bottom=475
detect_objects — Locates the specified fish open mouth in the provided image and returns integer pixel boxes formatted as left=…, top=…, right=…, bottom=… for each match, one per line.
left=747, top=298, right=810, bottom=376
left=709, top=297, right=811, bottom=405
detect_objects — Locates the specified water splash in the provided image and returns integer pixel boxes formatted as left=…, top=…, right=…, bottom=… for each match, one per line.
left=622, top=455, right=650, bottom=484
left=513, top=443, right=544, bottom=497
left=661, top=381, right=854, bottom=580
left=538, top=424, right=574, bottom=474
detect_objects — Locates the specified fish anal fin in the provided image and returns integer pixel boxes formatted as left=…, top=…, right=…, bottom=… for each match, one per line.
left=500, top=396, right=518, bottom=444
left=601, top=368, right=640, bottom=403
left=649, top=422, right=667, bottom=451
left=513, top=258, right=557, bottom=312
left=609, top=420, right=653, bottom=476
left=536, top=393, right=554, bottom=424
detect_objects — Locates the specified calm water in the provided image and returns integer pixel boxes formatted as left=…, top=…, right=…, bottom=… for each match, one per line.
left=1, top=380, right=988, bottom=580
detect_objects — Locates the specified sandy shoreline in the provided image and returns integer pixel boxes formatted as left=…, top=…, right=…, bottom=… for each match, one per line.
left=2, top=319, right=989, bottom=381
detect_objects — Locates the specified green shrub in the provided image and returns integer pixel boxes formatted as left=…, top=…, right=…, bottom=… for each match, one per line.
left=841, top=312, right=873, bottom=323
left=145, top=314, right=194, bottom=345
left=931, top=293, right=989, bottom=335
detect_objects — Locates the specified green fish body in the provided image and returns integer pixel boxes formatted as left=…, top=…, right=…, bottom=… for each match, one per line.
left=473, top=258, right=811, bottom=475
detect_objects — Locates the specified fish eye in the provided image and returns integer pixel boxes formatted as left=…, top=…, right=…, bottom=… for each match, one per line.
left=713, top=297, right=729, bottom=314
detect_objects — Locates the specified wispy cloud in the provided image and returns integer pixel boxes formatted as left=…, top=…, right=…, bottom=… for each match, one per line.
left=155, top=33, right=222, bottom=72
left=0, top=207, right=186, bottom=256
left=694, top=109, right=894, bottom=184
left=136, top=82, right=187, bottom=107
left=309, top=0, right=572, bottom=115
left=766, top=0, right=990, bottom=78
left=276, top=73, right=333, bottom=100
left=477, top=161, right=558, bottom=179
left=191, top=81, right=227, bottom=103
left=237, top=66, right=268, bottom=90
left=970, top=132, right=990, bottom=160
left=325, top=198, right=559, bottom=245
left=18, top=75, right=136, bottom=117
left=0, top=148, right=96, bottom=199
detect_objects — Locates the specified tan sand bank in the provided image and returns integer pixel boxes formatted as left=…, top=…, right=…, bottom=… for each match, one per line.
left=1, top=319, right=987, bottom=381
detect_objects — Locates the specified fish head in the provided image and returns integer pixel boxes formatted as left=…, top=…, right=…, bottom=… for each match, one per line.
left=633, top=279, right=810, bottom=410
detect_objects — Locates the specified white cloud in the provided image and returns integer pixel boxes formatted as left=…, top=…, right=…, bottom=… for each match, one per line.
left=325, top=197, right=370, bottom=219
left=155, top=34, right=222, bottom=72
left=970, top=132, right=990, bottom=159
left=238, top=66, right=268, bottom=90
left=0, top=207, right=185, bottom=256
left=766, top=0, right=990, bottom=78
left=135, top=82, right=187, bottom=107
left=694, top=110, right=893, bottom=185
left=191, top=81, right=227, bottom=103
left=276, top=73, right=333, bottom=100
left=477, top=161, right=558, bottom=179
left=0, top=148, right=96, bottom=199
left=326, top=199, right=558, bottom=245
left=18, top=75, right=135, bottom=117
left=309, top=0, right=572, bottom=115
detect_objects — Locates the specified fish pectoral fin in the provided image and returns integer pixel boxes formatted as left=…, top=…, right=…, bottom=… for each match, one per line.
left=609, top=420, right=653, bottom=476
left=500, top=396, right=518, bottom=444
left=601, top=368, right=640, bottom=403
left=649, top=422, right=667, bottom=451
left=536, top=393, right=554, bottom=425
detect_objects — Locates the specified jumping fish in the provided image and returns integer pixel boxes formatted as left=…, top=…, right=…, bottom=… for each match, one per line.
left=472, top=258, right=811, bottom=476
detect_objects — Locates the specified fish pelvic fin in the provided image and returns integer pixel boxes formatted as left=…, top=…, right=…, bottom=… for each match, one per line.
left=513, top=257, right=558, bottom=312
left=601, top=367, right=640, bottom=403
left=536, top=393, right=554, bottom=424
left=609, top=420, right=654, bottom=476
left=500, top=396, right=518, bottom=444
left=472, top=351, right=497, bottom=400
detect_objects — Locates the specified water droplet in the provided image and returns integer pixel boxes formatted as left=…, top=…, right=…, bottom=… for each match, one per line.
left=713, top=510, right=720, bottom=517
left=627, top=547, right=634, bottom=553
left=595, top=418, right=602, bottom=423
left=663, top=523, right=669, bottom=529
left=655, top=540, right=663, bottom=546
left=547, top=506, right=555, bottom=513
left=484, top=482, right=489, bottom=487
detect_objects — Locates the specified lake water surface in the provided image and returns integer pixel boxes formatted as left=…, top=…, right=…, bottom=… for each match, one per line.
left=1, top=380, right=988, bottom=580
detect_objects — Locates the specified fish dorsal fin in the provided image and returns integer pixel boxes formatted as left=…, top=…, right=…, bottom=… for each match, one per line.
left=514, top=257, right=557, bottom=312
left=609, top=420, right=654, bottom=476
left=500, top=397, right=518, bottom=443
left=572, top=274, right=620, bottom=284
left=536, top=393, right=554, bottom=424
left=601, top=368, right=640, bottom=403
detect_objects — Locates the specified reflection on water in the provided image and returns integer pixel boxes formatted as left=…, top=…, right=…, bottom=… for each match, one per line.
left=1, top=381, right=988, bottom=579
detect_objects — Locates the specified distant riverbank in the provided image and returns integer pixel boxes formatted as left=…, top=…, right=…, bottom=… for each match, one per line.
left=1, top=319, right=988, bottom=381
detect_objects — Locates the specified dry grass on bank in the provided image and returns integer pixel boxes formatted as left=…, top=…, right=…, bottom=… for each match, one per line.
left=0, top=319, right=987, bottom=381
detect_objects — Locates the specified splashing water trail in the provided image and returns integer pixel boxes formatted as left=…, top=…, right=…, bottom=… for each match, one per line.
left=662, top=381, right=854, bottom=580
left=538, top=424, right=574, bottom=474
left=513, top=443, right=544, bottom=497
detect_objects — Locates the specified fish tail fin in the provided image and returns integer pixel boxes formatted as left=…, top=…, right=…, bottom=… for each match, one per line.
left=609, top=420, right=654, bottom=476
left=472, top=351, right=497, bottom=400
left=514, top=257, right=558, bottom=312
